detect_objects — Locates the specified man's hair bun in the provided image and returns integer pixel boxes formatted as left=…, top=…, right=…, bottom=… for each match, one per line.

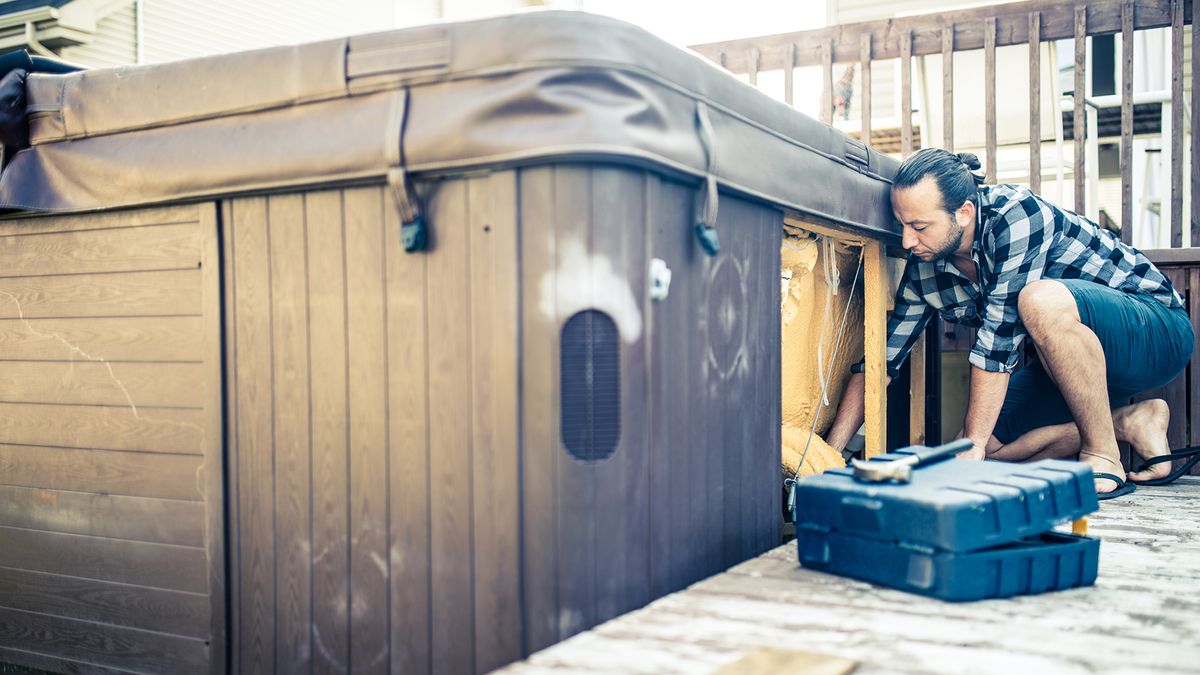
left=955, top=153, right=984, bottom=170
left=956, top=152, right=982, bottom=171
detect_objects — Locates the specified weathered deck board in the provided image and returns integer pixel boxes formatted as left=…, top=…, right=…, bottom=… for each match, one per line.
left=500, top=477, right=1200, bottom=674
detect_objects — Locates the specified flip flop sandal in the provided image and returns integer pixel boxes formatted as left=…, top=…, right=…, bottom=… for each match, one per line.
left=1130, top=445, right=1200, bottom=486
left=1094, top=472, right=1135, bottom=500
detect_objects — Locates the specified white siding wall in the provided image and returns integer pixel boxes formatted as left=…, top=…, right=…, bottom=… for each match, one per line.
left=60, top=2, right=136, bottom=67
left=142, top=0, right=398, bottom=64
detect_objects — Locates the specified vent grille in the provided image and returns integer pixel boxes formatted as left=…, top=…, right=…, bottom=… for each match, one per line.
left=560, top=310, right=621, bottom=462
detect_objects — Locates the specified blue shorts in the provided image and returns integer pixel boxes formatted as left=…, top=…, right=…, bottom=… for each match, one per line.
left=992, top=278, right=1194, bottom=445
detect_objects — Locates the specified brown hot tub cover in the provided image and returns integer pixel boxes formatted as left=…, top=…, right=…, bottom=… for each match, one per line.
left=0, top=11, right=898, bottom=238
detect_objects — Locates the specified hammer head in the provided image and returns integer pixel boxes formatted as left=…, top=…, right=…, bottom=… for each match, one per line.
left=851, top=458, right=913, bottom=483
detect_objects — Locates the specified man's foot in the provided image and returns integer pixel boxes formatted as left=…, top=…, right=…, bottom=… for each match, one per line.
left=1113, top=399, right=1172, bottom=482
left=1079, top=446, right=1126, bottom=494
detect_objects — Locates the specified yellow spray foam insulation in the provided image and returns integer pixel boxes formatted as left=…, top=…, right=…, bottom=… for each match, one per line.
left=780, top=234, right=865, bottom=478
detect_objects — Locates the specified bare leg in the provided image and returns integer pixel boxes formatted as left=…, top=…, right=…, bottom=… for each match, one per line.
left=983, top=399, right=1172, bottom=479
left=1014, top=281, right=1124, bottom=492
left=986, top=422, right=1079, bottom=462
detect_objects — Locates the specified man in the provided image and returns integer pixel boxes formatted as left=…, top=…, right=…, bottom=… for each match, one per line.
left=823, top=148, right=1194, bottom=498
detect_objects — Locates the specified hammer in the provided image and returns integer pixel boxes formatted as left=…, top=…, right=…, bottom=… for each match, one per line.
left=851, top=438, right=974, bottom=483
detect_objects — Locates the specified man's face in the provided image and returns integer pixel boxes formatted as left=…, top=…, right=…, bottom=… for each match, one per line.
left=891, top=176, right=970, bottom=263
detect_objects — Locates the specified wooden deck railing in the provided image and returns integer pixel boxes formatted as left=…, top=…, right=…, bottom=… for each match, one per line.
left=690, top=0, right=1194, bottom=245
left=691, top=1, right=1200, bottom=469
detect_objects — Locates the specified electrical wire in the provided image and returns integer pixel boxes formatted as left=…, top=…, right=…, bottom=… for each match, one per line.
left=794, top=244, right=864, bottom=482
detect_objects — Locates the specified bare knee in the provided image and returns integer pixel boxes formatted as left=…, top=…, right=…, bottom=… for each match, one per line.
left=1018, top=280, right=1078, bottom=340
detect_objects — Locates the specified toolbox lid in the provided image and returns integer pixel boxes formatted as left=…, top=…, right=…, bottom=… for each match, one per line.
left=793, top=456, right=1099, bottom=553
left=0, top=10, right=898, bottom=240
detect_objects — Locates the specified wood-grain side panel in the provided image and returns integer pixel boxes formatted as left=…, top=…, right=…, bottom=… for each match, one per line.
left=0, top=361, right=205, bottom=408
left=0, top=444, right=202, bottom=500
left=0, top=527, right=206, bottom=593
left=229, top=197, right=276, bottom=675
left=305, top=189, right=352, bottom=675
left=518, top=166, right=561, bottom=656
left=0, top=402, right=204, bottom=454
left=0, top=316, right=204, bottom=361
left=589, top=168, right=649, bottom=623
left=386, top=181, right=431, bottom=674
left=425, top=178, right=475, bottom=674
left=0, top=607, right=208, bottom=674
left=344, top=187, right=391, bottom=671
left=468, top=171, right=523, bottom=673
left=0, top=568, right=208, bottom=638
left=0, top=485, right=204, bottom=546
left=268, top=194, right=313, bottom=674
left=0, top=269, right=201, bottom=319
left=0, top=224, right=203, bottom=278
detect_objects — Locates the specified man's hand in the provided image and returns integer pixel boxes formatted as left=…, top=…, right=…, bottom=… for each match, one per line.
left=952, top=432, right=987, bottom=460
left=959, top=368, right=1010, bottom=460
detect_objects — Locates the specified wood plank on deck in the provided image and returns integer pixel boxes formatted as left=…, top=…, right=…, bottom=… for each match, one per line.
left=500, top=477, right=1200, bottom=674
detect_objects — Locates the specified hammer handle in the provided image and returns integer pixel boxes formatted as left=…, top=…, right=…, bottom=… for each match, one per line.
left=902, top=438, right=974, bottom=466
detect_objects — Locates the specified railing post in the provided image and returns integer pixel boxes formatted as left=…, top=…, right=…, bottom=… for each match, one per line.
left=1170, top=0, right=1183, bottom=247
left=821, top=39, right=833, bottom=124
left=783, top=43, right=796, bottom=107
left=942, top=23, right=954, bottom=151
left=860, top=34, right=872, bottom=145
left=1029, top=11, right=1042, bottom=194
left=901, top=30, right=913, bottom=156
left=1120, top=0, right=1134, bottom=245
left=985, top=16, right=997, bottom=184
left=1191, top=0, right=1199, bottom=248
left=1074, top=6, right=1087, bottom=215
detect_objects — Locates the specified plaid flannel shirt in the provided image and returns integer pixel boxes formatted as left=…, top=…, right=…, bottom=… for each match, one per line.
left=886, top=183, right=1184, bottom=377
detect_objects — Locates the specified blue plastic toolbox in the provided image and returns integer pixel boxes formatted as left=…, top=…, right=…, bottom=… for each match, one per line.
left=792, top=450, right=1101, bottom=601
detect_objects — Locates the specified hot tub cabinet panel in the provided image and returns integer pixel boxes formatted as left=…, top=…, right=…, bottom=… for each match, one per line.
left=220, top=166, right=780, bottom=673
left=0, top=205, right=225, bottom=674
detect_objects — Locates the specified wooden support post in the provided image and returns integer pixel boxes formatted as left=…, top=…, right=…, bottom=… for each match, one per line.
left=1170, top=0, right=1183, bottom=247
left=909, top=334, right=926, bottom=446
left=1120, top=0, right=1134, bottom=244
left=1029, top=11, right=1042, bottom=194
left=901, top=30, right=913, bottom=156
left=747, top=47, right=760, bottom=86
left=942, top=24, right=954, bottom=151
left=864, top=241, right=888, bottom=458
left=985, top=17, right=997, bottom=184
left=1074, top=6, right=1087, bottom=215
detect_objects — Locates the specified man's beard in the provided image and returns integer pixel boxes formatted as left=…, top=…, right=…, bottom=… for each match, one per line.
left=924, top=222, right=964, bottom=263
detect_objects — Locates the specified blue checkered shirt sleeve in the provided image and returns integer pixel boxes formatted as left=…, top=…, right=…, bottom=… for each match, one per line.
left=970, top=198, right=1056, bottom=373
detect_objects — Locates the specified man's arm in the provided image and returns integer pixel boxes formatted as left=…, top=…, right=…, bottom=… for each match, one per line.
left=959, top=368, right=1010, bottom=459
left=825, top=372, right=895, bottom=453
left=826, top=260, right=929, bottom=453
left=825, top=372, right=866, bottom=452
left=962, top=192, right=1056, bottom=457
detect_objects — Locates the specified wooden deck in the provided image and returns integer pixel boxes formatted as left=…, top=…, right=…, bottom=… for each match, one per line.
left=499, top=477, right=1200, bottom=674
